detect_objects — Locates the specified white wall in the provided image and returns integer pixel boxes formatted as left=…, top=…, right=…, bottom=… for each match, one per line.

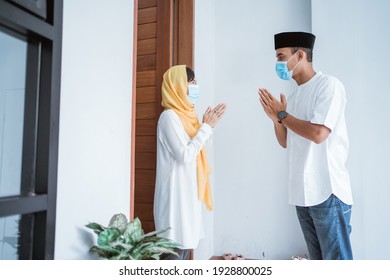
left=312, top=0, right=390, bottom=260
left=194, top=0, right=216, bottom=260
left=55, top=0, right=134, bottom=259
left=195, top=0, right=311, bottom=259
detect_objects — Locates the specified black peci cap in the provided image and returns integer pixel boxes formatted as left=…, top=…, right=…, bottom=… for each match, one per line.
left=274, top=32, right=316, bottom=50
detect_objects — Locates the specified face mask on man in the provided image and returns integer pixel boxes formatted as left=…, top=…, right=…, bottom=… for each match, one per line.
left=275, top=52, right=301, bottom=80
left=188, top=84, right=200, bottom=104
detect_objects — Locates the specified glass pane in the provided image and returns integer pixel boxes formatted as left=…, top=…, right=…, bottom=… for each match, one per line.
left=0, top=215, right=20, bottom=260
left=0, top=30, right=27, bottom=198
left=10, top=0, right=47, bottom=19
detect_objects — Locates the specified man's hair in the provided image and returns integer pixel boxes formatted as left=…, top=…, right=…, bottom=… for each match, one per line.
left=291, top=47, right=313, bottom=62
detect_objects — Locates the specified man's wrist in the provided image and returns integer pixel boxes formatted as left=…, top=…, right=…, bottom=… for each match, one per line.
left=277, top=111, right=288, bottom=123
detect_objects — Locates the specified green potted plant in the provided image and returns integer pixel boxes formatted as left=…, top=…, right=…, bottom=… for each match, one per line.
left=85, top=213, right=180, bottom=260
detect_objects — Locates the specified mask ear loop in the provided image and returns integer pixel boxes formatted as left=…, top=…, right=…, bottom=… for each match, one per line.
left=290, top=51, right=302, bottom=72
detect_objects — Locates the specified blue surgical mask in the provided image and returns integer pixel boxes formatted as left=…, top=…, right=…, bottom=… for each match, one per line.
left=275, top=52, right=301, bottom=80
left=188, top=84, right=200, bottom=104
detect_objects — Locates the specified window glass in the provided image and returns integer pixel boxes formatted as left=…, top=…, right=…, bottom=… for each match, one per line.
left=0, top=214, right=20, bottom=260
left=0, top=30, right=27, bottom=198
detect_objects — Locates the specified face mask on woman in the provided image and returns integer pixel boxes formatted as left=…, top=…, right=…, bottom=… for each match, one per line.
left=188, top=84, right=200, bottom=104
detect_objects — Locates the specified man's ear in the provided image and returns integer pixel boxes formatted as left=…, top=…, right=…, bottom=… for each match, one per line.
left=298, top=49, right=304, bottom=60
left=298, top=49, right=308, bottom=61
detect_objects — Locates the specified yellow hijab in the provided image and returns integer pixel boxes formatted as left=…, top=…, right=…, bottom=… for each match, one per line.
left=161, top=65, right=213, bottom=211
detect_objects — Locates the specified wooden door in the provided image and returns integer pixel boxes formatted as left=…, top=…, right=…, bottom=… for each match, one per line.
left=132, top=0, right=194, bottom=234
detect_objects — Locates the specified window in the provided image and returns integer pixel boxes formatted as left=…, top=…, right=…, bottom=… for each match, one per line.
left=0, top=0, right=63, bottom=259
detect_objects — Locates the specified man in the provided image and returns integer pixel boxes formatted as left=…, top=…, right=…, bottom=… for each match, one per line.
left=258, top=32, right=353, bottom=260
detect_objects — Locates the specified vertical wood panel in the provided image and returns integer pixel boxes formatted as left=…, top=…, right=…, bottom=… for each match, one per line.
left=138, top=6, right=157, bottom=25
left=136, top=103, right=156, bottom=119
left=137, top=54, right=156, bottom=71
left=136, top=86, right=156, bottom=103
left=135, top=169, right=156, bottom=185
left=135, top=152, right=156, bottom=170
left=136, top=70, right=156, bottom=87
left=137, top=38, right=156, bottom=56
left=174, top=0, right=194, bottom=68
left=155, top=0, right=173, bottom=118
left=138, top=22, right=157, bottom=40
left=138, top=0, right=157, bottom=9
left=135, top=185, right=155, bottom=204
left=136, top=119, right=156, bottom=136
left=135, top=136, right=156, bottom=153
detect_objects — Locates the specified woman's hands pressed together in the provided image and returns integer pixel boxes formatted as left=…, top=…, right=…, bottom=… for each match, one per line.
left=202, top=103, right=228, bottom=128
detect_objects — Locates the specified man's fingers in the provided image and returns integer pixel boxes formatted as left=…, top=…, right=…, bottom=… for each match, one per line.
left=280, top=93, right=287, bottom=105
left=260, top=90, right=272, bottom=102
left=259, top=96, right=268, bottom=108
left=262, top=88, right=275, bottom=100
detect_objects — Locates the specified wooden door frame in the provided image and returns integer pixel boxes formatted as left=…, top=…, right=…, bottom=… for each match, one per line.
left=130, top=0, right=138, bottom=221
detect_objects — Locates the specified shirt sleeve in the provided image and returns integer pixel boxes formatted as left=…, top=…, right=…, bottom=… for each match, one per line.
left=310, top=78, right=346, bottom=131
left=158, top=111, right=212, bottom=164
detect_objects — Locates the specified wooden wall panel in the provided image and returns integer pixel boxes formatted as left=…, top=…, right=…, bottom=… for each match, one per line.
left=135, top=169, right=156, bottom=185
left=138, top=0, right=157, bottom=9
left=136, top=103, right=156, bottom=119
left=136, top=87, right=156, bottom=103
left=135, top=153, right=156, bottom=169
left=135, top=136, right=156, bottom=153
left=173, top=0, right=194, bottom=67
left=135, top=185, right=155, bottom=204
left=137, top=54, right=156, bottom=71
left=138, top=6, right=157, bottom=25
left=133, top=0, right=159, bottom=233
left=135, top=203, right=154, bottom=221
left=136, top=70, right=156, bottom=87
left=138, top=22, right=157, bottom=40
left=136, top=119, right=156, bottom=136
left=137, top=38, right=156, bottom=56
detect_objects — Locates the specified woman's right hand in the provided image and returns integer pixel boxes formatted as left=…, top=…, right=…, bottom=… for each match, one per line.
left=202, top=103, right=228, bottom=128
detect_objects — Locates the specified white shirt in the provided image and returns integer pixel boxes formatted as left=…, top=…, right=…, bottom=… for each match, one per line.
left=153, top=109, right=212, bottom=249
left=286, top=71, right=353, bottom=207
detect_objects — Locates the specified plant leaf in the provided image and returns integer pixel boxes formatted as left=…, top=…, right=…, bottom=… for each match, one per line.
left=150, top=254, right=160, bottom=260
left=89, top=246, right=117, bottom=259
left=85, top=222, right=106, bottom=234
left=142, top=227, right=171, bottom=238
left=98, top=228, right=121, bottom=246
left=124, top=217, right=144, bottom=244
left=109, top=241, right=134, bottom=251
left=108, top=214, right=128, bottom=232
left=148, top=247, right=179, bottom=256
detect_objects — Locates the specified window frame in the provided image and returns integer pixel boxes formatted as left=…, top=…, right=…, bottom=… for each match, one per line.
left=0, top=0, right=62, bottom=259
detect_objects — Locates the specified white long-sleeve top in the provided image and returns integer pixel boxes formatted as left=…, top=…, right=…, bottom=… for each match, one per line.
left=153, top=109, right=212, bottom=249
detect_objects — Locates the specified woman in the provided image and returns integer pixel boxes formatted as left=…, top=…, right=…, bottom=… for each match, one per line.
left=153, top=65, right=227, bottom=260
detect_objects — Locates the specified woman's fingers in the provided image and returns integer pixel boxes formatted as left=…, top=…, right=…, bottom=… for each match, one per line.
left=213, top=103, right=226, bottom=113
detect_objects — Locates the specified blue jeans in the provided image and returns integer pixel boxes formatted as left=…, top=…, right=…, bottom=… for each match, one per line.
left=296, top=194, right=353, bottom=260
